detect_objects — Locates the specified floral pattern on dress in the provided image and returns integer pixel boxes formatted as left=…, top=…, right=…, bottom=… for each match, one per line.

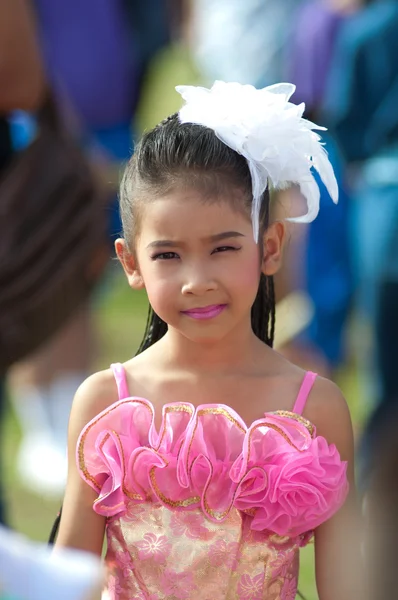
left=136, top=533, right=171, bottom=563
left=170, top=510, right=208, bottom=539
left=281, top=577, right=298, bottom=600
left=209, top=539, right=240, bottom=569
left=237, top=573, right=265, bottom=600
left=124, top=503, right=147, bottom=524
left=271, top=550, right=295, bottom=578
left=160, top=569, right=197, bottom=599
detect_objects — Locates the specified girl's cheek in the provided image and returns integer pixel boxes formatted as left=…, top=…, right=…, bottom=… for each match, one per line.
left=145, top=279, right=173, bottom=309
left=238, top=255, right=262, bottom=287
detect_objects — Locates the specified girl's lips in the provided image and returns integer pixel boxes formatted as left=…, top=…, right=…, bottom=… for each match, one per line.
left=182, top=304, right=227, bottom=320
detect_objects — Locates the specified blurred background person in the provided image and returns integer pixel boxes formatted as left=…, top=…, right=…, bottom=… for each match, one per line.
left=8, top=0, right=175, bottom=499
left=323, top=0, right=398, bottom=487
left=0, top=0, right=45, bottom=525
left=281, top=0, right=362, bottom=376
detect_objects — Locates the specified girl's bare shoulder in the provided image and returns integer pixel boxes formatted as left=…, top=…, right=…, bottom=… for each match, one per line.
left=69, top=368, right=120, bottom=433
left=302, top=375, right=354, bottom=460
left=71, top=349, right=156, bottom=427
left=268, top=351, right=353, bottom=457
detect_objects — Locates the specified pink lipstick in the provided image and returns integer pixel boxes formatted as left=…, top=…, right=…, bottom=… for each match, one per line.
left=182, top=304, right=227, bottom=320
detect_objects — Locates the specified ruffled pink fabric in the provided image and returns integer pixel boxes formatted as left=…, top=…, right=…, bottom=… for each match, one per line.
left=77, top=399, right=348, bottom=537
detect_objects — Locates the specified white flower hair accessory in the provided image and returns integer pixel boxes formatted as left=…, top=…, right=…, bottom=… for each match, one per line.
left=176, top=81, right=338, bottom=241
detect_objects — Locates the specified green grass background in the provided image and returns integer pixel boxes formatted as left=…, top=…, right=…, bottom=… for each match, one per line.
left=3, top=45, right=365, bottom=600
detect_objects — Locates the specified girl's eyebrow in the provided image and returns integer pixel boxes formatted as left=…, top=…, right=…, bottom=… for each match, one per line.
left=146, top=240, right=180, bottom=249
left=146, top=231, right=245, bottom=250
left=208, top=231, right=245, bottom=242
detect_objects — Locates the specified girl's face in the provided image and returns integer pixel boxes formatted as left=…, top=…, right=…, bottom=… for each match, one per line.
left=117, top=188, right=284, bottom=345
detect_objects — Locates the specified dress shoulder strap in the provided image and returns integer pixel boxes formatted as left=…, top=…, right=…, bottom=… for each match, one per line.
left=292, top=371, right=317, bottom=415
left=110, top=362, right=130, bottom=400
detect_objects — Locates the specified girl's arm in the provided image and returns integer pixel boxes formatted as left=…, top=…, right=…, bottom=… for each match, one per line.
left=305, top=378, right=364, bottom=600
left=55, top=371, right=119, bottom=556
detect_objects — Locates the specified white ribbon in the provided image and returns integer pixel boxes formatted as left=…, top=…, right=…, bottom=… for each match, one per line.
left=176, top=81, right=338, bottom=241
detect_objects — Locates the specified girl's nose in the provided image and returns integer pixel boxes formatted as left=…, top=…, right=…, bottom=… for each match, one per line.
left=181, top=268, right=217, bottom=296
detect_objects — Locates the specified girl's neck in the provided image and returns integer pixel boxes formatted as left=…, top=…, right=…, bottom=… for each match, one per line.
left=157, top=321, right=265, bottom=373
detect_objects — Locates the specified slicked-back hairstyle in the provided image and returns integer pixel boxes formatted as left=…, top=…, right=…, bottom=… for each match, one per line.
left=119, top=113, right=275, bottom=352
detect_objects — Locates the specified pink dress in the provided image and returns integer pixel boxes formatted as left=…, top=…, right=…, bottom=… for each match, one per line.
left=77, top=364, right=348, bottom=600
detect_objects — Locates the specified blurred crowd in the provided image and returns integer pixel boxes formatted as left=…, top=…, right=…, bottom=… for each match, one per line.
left=191, top=0, right=398, bottom=491
left=1, top=0, right=398, bottom=598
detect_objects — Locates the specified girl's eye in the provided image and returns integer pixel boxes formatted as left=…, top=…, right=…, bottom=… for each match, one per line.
left=151, top=252, right=180, bottom=261
left=212, top=246, right=241, bottom=254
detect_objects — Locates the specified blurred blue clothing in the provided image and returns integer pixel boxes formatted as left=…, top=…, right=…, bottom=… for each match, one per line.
left=350, top=167, right=398, bottom=317
left=288, top=1, right=352, bottom=366
left=33, top=1, right=171, bottom=240
left=122, top=0, right=171, bottom=80
left=325, top=0, right=398, bottom=163
left=33, top=0, right=171, bottom=131
left=324, top=0, right=398, bottom=482
left=289, top=1, right=343, bottom=111
left=324, top=0, right=398, bottom=311
left=8, top=112, right=37, bottom=152
left=304, top=136, right=352, bottom=366
left=34, top=0, right=138, bottom=130
left=91, top=123, right=135, bottom=239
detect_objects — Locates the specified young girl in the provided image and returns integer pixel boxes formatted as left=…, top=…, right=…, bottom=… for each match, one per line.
left=56, top=81, right=359, bottom=599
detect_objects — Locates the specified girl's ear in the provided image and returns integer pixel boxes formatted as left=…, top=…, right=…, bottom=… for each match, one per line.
left=261, top=221, right=285, bottom=276
left=115, top=238, right=145, bottom=290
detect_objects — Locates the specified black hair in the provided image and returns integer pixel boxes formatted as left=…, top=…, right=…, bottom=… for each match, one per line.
left=120, top=113, right=276, bottom=352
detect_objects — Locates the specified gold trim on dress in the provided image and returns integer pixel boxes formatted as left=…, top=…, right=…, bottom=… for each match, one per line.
left=78, top=399, right=152, bottom=492
left=155, top=404, right=194, bottom=451
left=271, top=410, right=315, bottom=436
left=197, top=407, right=246, bottom=432
left=246, top=421, right=304, bottom=462
left=149, top=466, right=200, bottom=508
